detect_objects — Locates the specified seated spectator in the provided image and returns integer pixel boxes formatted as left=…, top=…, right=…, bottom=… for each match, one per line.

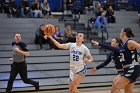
left=0, top=0, right=3, bottom=13
left=91, top=3, right=104, bottom=24
left=52, top=26, right=63, bottom=49
left=93, top=12, right=108, bottom=33
left=97, top=7, right=104, bottom=16
left=40, top=0, right=52, bottom=17
left=66, top=0, right=73, bottom=10
left=84, top=0, right=92, bottom=8
left=64, top=25, right=77, bottom=43
left=94, top=2, right=102, bottom=17
left=106, top=5, right=116, bottom=23
left=9, top=0, right=20, bottom=17
left=34, top=24, right=53, bottom=50
left=3, top=0, right=11, bottom=14
left=71, top=0, right=84, bottom=14
left=30, top=1, right=43, bottom=18
left=20, top=0, right=30, bottom=17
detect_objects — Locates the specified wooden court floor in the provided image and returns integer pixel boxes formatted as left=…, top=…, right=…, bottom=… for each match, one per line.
left=20, top=85, right=140, bottom=93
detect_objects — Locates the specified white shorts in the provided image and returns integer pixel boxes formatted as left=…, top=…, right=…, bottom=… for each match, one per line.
left=70, top=65, right=87, bottom=81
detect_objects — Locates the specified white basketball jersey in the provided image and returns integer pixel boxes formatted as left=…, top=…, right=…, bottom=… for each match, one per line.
left=65, top=43, right=91, bottom=66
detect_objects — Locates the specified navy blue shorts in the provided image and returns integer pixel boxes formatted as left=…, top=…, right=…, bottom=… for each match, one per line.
left=121, top=65, right=140, bottom=83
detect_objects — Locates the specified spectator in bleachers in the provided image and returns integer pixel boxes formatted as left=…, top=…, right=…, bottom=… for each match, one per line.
left=106, top=5, right=116, bottom=23
left=52, top=26, right=63, bottom=49
left=93, top=12, right=108, bottom=33
left=40, top=0, right=52, bottom=18
left=94, top=3, right=102, bottom=17
left=97, top=7, right=104, bottom=16
left=84, top=0, right=92, bottom=8
left=0, top=0, right=3, bottom=13
left=34, top=24, right=53, bottom=50
left=91, top=2, right=104, bottom=24
left=71, top=0, right=84, bottom=14
left=64, top=25, right=77, bottom=43
left=20, top=0, right=30, bottom=17
left=66, top=0, right=73, bottom=10
left=3, top=0, right=11, bottom=14
left=30, top=1, right=42, bottom=18
left=52, top=26, right=63, bottom=43
left=9, top=0, right=20, bottom=18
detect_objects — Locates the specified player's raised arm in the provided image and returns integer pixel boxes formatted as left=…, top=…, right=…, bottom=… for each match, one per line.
left=48, top=35, right=68, bottom=49
left=91, top=40, right=120, bottom=52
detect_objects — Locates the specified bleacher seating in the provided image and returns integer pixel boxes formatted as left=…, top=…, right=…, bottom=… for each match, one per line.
left=0, top=9, right=140, bottom=92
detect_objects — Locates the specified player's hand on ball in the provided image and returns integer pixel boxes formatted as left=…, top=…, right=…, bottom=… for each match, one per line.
left=44, top=24, right=55, bottom=36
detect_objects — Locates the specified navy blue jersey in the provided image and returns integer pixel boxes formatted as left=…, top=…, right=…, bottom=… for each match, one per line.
left=120, top=39, right=140, bottom=83
left=96, top=43, right=123, bottom=71
left=120, top=39, right=137, bottom=66
left=97, top=41, right=140, bottom=83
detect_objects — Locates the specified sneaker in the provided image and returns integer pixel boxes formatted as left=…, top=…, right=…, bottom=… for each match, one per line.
left=35, top=81, right=39, bottom=91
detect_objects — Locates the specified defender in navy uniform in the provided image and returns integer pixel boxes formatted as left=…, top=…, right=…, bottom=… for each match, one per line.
left=90, top=38, right=123, bottom=74
left=6, top=34, right=39, bottom=93
left=114, top=27, right=140, bottom=93
left=91, top=37, right=140, bottom=93
left=91, top=27, right=140, bottom=93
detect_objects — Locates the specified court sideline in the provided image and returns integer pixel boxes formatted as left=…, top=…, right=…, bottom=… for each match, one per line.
left=20, top=85, right=140, bottom=93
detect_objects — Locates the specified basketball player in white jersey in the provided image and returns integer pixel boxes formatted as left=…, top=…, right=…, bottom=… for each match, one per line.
left=47, top=33, right=93, bottom=93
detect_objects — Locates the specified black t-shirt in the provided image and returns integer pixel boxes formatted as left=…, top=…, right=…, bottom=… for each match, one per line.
left=12, top=42, right=28, bottom=62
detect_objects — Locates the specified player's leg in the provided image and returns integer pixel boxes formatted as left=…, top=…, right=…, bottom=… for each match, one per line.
left=111, top=75, right=130, bottom=93
left=71, top=74, right=85, bottom=93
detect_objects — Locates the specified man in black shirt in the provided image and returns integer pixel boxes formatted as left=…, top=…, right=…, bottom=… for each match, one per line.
left=6, top=34, right=39, bottom=93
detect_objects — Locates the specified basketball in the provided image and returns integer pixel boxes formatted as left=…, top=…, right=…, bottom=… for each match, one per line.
left=44, top=24, right=55, bottom=36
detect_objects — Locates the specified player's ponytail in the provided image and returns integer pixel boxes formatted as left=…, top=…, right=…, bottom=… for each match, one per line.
left=123, top=27, right=135, bottom=38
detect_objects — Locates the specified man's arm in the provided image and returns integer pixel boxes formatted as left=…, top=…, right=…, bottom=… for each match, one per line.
left=14, top=48, right=29, bottom=56
left=15, top=42, right=29, bottom=56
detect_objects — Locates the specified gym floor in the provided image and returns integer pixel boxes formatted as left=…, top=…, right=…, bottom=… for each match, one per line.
left=20, top=85, right=140, bottom=93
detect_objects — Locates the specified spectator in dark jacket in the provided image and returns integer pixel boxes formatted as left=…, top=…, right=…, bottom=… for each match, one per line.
left=10, top=0, right=20, bottom=17
left=34, top=24, right=53, bottom=50
left=20, top=0, right=30, bottom=17
left=30, top=1, right=42, bottom=18
left=106, top=5, right=116, bottom=23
